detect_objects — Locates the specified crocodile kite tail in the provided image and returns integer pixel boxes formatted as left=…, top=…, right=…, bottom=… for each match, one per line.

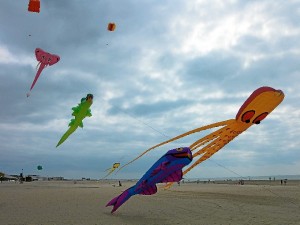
left=56, top=125, right=78, bottom=147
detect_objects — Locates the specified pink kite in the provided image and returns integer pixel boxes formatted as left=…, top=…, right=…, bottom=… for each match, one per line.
left=27, top=48, right=60, bottom=97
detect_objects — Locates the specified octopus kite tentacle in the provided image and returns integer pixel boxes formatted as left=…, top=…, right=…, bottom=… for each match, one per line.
left=189, top=119, right=236, bottom=150
left=118, top=119, right=233, bottom=172
left=163, top=124, right=243, bottom=189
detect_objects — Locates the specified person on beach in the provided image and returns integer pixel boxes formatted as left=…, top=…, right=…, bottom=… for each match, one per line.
left=19, top=172, right=24, bottom=184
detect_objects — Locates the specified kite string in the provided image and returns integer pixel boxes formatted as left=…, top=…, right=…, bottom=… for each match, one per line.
left=101, top=96, right=243, bottom=176
left=182, top=158, right=299, bottom=208
left=101, top=97, right=235, bottom=178
left=98, top=95, right=172, bottom=176
left=98, top=95, right=171, bottom=139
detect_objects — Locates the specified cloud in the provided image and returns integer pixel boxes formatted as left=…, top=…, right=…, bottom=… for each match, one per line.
left=0, top=0, right=299, bottom=179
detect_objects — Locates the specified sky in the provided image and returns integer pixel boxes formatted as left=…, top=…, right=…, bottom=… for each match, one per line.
left=0, top=0, right=299, bottom=180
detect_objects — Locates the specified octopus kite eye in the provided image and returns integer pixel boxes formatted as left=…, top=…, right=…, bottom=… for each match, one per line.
left=176, top=147, right=183, bottom=151
left=241, top=110, right=255, bottom=123
left=252, top=112, right=269, bottom=124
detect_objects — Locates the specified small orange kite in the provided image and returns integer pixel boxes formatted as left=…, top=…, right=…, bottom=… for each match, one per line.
left=107, top=23, right=116, bottom=31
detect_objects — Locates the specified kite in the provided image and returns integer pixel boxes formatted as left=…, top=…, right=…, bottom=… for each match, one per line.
left=56, top=94, right=93, bottom=147
left=107, top=23, right=116, bottom=31
left=118, top=86, right=285, bottom=187
left=106, top=147, right=192, bottom=213
left=37, top=165, right=43, bottom=170
left=103, top=163, right=120, bottom=178
left=27, top=48, right=60, bottom=97
left=28, top=0, right=40, bottom=13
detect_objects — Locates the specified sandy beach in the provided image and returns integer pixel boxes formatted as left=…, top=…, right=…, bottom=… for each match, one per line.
left=0, top=180, right=299, bottom=225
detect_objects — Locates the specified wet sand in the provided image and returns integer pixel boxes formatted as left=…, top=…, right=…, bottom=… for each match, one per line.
left=0, top=180, right=299, bottom=225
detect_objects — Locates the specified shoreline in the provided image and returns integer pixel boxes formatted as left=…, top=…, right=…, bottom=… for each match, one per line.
left=2, top=178, right=299, bottom=186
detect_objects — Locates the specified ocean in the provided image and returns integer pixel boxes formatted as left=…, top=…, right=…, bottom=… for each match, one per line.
left=187, top=174, right=300, bottom=181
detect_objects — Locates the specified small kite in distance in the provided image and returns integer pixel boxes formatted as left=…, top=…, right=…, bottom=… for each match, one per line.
left=28, top=0, right=40, bottom=13
left=37, top=165, right=43, bottom=170
left=107, top=23, right=116, bottom=31
left=103, top=163, right=120, bottom=178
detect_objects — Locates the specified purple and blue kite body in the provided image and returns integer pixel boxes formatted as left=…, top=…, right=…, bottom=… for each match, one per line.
left=106, top=147, right=193, bottom=213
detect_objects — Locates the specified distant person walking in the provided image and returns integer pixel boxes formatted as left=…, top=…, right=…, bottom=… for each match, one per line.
left=19, top=172, right=24, bottom=184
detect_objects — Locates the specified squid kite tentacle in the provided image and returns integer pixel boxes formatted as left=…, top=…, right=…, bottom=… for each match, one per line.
left=118, top=119, right=233, bottom=172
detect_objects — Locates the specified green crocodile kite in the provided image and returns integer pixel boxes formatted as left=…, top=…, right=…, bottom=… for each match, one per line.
left=56, top=94, right=93, bottom=147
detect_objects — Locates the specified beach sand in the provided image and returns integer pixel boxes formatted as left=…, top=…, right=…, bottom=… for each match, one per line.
left=0, top=180, right=299, bottom=225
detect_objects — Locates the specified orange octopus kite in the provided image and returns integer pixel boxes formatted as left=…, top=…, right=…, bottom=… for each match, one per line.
left=119, top=86, right=284, bottom=187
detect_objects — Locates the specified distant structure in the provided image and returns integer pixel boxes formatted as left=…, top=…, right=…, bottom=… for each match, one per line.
left=27, top=175, right=40, bottom=181
left=48, top=177, right=64, bottom=181
left=0, top=173, right=18, bottom=182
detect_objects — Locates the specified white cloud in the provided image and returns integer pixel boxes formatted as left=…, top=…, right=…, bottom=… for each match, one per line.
left=0, top=46, right=34, bottom=65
